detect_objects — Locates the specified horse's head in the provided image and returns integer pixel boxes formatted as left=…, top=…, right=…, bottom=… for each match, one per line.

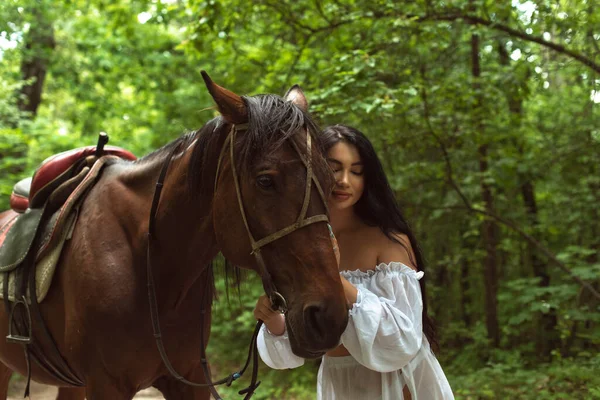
left=202, top=72, right=348, bottom=357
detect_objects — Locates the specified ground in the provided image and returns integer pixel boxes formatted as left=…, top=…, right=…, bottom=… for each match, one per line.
left=7, top=380, right=165, bottom=399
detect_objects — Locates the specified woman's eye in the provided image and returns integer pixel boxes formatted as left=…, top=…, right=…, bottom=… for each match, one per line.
left=257, top=174, right=274, bottom=189
left=351, top=170, right=364, bottom=176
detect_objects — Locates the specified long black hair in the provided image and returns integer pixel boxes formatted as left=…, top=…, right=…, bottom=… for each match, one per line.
left=321, top=124, right=438, bottom=351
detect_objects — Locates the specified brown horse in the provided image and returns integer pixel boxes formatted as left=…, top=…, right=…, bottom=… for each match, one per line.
left=0, top=74, right=348, bottom=399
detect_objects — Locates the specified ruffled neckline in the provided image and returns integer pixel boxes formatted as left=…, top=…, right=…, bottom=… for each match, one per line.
left=340, top=261, right=424, bottom=280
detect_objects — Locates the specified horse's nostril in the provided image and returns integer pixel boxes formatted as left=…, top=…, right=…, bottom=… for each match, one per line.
left=303, top=302, right=326, bottom=338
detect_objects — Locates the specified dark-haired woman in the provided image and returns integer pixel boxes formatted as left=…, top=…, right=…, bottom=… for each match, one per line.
left=254, top=125, right=454, bottom=399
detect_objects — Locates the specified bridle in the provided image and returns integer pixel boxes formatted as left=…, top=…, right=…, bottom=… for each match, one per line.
left=215, top=123, right=330, bottom=311
left=146, top=122, right=331, bottom=399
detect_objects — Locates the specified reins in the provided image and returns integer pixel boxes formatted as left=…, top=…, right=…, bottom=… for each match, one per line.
left=146, top=121, right=330, bottom=398
left=147, top=143, right=259, bottom=399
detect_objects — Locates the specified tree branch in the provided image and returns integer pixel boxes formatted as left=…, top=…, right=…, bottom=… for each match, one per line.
left=418, top=64, right=600, bottom=301
left=262, top=1, right=353, bottom=35
left=375, top=11, right=600, bottom=74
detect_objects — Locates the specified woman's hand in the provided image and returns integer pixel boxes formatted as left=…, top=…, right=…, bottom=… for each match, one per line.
left=254, top=294, right=286, bottom=336
left=340, top=275, right=358, bottom=309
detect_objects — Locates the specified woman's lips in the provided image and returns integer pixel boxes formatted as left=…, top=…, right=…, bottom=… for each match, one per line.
left=332, top=191, right=351, bottom=201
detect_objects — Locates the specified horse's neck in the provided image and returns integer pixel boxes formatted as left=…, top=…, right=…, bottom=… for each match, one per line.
left=119, top=140, right=221, bottom=310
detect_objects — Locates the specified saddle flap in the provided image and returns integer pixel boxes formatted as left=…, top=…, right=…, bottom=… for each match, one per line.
left=0, top=208, right=44, bottom=273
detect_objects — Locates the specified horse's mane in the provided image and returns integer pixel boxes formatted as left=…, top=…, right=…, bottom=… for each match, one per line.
left=188, top=94, right=324, bottom=197
left=135, top=130, right=199, bottom=165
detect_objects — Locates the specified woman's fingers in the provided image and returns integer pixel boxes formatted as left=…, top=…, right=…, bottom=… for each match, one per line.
left=254, top=295, right=278, bottom=321
left=254, top=295, right=286, bottom=335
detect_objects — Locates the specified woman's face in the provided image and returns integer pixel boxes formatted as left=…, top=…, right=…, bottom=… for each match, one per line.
left=326, top=141, right=365, bottom=212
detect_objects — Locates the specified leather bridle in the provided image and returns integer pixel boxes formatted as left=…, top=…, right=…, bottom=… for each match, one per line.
left=215, top=123, right=330, bottom=311
left=146, top=122, right=331, bottom=399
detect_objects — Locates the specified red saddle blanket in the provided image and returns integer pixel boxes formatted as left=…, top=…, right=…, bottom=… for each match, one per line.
left=0, top=212, right=19, bottom=251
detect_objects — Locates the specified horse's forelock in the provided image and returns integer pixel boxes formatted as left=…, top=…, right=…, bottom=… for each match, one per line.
left=236, top=94, right=322, bottom=175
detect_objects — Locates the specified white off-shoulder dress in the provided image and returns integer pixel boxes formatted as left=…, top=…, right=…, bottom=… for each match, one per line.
left=257, top=262, right=454, bottom=399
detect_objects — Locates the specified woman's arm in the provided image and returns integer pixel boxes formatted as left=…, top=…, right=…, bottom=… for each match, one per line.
left=340, top=235, right=424, bottom=372
left=341, top=269, right=424, bottom=372
left=340, top=275, right=358, bottom=308
left=254, top=295, right=305, bottom=369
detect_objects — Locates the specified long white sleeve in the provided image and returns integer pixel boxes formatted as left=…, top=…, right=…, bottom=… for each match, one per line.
left=340, top=262, right=424, bottom=373
left=257, top=324, right=305, bottom=370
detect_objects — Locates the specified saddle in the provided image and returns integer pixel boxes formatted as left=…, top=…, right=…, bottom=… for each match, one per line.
left=0, top=134, right=136, bottom=395
left=1, top=143, right=136, bottom=270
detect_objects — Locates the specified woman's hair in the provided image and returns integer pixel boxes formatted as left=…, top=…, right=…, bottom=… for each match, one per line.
left=320, top=124, right=438, bottom=351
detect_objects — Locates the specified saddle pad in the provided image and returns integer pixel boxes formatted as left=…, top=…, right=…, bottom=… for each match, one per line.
left=0, top=212, right=76, bottom=303
left=0, top=208, right=44, bottom=272
left=0, top=212, right=19, bottom=249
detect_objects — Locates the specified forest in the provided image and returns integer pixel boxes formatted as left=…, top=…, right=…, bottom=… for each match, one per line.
left=0, top=0, right=599, bottom=398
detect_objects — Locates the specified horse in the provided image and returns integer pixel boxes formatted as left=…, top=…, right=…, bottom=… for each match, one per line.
left=0, top=73, right=348, bottom=399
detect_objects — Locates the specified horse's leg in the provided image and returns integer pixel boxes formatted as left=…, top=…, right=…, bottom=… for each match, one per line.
left=0, top=365, right=12, bottom=399
left=56, top=387, right=86, bottom=400
left=153, top=367, right=210, bottom=400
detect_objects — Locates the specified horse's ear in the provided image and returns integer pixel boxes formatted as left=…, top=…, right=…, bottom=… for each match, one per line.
left=284, top=84, right=308, bottom=113
left=201, top=71, right=248, bottom=124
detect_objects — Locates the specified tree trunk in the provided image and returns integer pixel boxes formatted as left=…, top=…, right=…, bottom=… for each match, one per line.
left=497, top=40, right=559, bottom=359
left=471, top=32, right=500, bottom=347
left=460, top=256, right=471, bottom=328
left=18, top=6, right=55, bottom=117
left=522, top=180, right=560, bottom=357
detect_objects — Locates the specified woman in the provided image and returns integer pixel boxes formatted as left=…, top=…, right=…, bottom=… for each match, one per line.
left=254, top=125, right=454, bottom=399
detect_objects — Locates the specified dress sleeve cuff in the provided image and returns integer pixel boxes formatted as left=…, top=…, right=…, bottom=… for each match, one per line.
left=264, top=323, right=289, bottom=339
left=348, top=286, right=364, bottom=315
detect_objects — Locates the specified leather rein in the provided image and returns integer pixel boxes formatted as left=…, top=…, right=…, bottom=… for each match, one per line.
left=146, top=122, right=330, bottom=399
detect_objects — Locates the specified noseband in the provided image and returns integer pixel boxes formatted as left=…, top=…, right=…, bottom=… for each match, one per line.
left=146, top=122, right=331, bottom=399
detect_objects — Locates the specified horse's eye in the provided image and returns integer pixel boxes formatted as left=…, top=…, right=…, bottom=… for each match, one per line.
left=256, top=174, right=274, bottom=189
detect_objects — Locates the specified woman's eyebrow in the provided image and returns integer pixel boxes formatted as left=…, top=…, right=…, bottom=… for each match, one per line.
left=326, top=158, right=364, bottom=166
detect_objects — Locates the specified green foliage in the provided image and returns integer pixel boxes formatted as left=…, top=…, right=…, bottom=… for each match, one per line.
left=448, top=354, right=600, bottom=399
left=207, top=265, right=319, bottom=399
left=1, top=0, right=599, bottom=397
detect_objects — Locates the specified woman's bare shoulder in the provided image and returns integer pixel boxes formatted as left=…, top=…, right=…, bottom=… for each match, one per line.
left=375, top=230, right=418, bottom=270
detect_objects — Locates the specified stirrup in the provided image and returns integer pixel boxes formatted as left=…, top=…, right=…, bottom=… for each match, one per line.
left=6, top=295, right=33, bottom=344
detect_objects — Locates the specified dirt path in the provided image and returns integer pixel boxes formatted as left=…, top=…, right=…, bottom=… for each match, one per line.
left=7, top=380, right=165, bottom=400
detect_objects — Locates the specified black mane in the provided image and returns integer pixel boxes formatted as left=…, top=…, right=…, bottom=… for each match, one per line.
left=135, top=131, right=198, bottom=165
left=188, top=93, right=325, bottom=200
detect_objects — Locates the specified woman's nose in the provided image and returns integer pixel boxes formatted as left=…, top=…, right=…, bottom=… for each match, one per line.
left=336, top=171, right=350, bottom=187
